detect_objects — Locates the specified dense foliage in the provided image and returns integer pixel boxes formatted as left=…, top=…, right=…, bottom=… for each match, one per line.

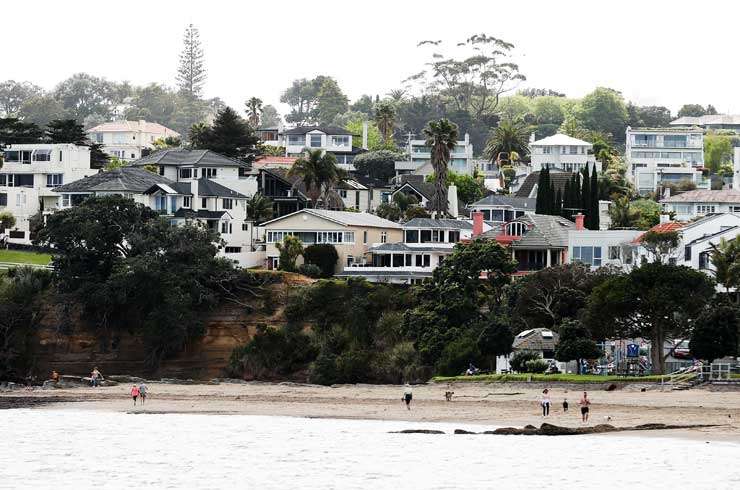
left=302, top=244, right=339, bottom=278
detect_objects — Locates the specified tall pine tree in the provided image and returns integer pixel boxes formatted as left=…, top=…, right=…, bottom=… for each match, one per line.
left=589, top=165, right=600, bottom=230
left=176, top=24, right=207, bottom=98
left=535, top=168, right=547, bottom=214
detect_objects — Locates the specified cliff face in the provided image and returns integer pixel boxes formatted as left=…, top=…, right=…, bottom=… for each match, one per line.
left=31, top=273, right=308, bottom=380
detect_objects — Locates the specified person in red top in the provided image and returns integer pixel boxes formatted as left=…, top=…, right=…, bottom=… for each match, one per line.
left=131, top=385, right=140, bottom=406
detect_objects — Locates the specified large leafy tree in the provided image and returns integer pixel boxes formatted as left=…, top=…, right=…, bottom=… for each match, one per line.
left=423, top=118, right=459, bottom=217
left=677, top=104, right=717, bottom=118
left=352, top=149, right=402, bottom=182
left=554, top=319, right=602, bottom=368
left=585, top=263, right=716, bottom=373
left=18, top=94, right=67, bottom=127
left=576, top=87, right=628, bottom=143
left=313, top=78, right=349, bottom=126
left=690, top=301, right=739, bottom=362
left=281, top=76, right=348, bottom=126
left=709, top=237, right=740, bottom=294
left=260, top=105, right=281, bottom=127
left=626, top=103, right=672, bottom=128
left=484, top=118, right=531, bottom=162
left=189, top=107, right=257, bottom=161
left=52, top=73, right=123, bottom=123
left=176, top=24, right=207, bottom=98
left=289, top=149, right=344, bottom=209
left=0, top=117, right=44, bottom=146
left=0, top=80, right=43, bottom=116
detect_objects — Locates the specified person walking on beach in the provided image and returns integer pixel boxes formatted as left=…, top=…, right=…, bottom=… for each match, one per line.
left=402, top=384, right=413, bottom=410
left=562, top=398, right=569, bottom=413
left=131, top=385, right=140, bottom=406
left=541, top=389, right=551, bottom=417
left=138, top=382, right=148, bottom=405
left=90, top=367, right=102, bottom=388
left=579, top=392, right=591, bottom=423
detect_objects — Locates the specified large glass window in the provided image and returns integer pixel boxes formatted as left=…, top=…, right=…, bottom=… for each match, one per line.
left=222, top=198, right=233, bottom=210
left=331, top=135, right=350, bottom=147
left=420, top=230, right=432, bottom=243
left=572, top=246, right=602, bottom=266
left=287, top=135, right=304, bottom=146
left=405, top=230, right=419, bottom=243
left=33, top=149, right=52, bottom=162
left=633, top=134, right=656, bottom=147
left=3, top=151, right=20, bottom=163
left=46, top=174, right=63, bottom=187
left=663, top=135, right=687, bottom=147
left=0, top=193, right=6, bottom=206
left=310, top=135, right=322, bottom=147
left=448, top=230, right=460, bottom=243
left=179, top=168, right=193, bottom=179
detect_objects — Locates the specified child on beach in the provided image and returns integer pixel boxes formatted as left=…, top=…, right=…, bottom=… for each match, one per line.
left=579, top=392, right=591, bottom=423
left=138, top=383, right=148, bottom=405
left=90, top=367, right=102, bottom=387
left=131, top=385, right=140, bottom=406
left=402, top=384, right=413, bottom=410
left=541, top=389, right=551, bottom=417
left=562, top=398, right=568, bottom=412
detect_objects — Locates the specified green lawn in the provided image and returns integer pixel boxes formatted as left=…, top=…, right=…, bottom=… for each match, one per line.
left=433, top=373, right=666, bottom=384
left=0, top=249, right=52, bottom=266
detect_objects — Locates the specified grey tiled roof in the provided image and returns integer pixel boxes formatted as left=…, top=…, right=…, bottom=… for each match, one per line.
left=284, top=125, right=353, bottom=136
left=169, top=178, right=247, bottom=199
left=515, top=171, right=575, bottom=199
left=470, top=194, right=536, bottom=210
left=403, top=218, right=473, bottom=229
left=480, top=213, right=575, bottom=249
left=131, top=149, right=249, bottom=168
left=53, top=167, right=173, bottom=193
left=512, top=328, right=559, bottom=351
left=661, top=190, right=740, bottom=203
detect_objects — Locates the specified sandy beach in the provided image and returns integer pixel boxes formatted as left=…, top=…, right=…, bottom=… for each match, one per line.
left=2, top=381, right=739, bottom=441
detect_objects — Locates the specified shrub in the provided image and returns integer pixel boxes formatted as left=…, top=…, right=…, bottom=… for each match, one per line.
left=302, top=244, right=338, bottom=277
left=335, top=349, right=373, bottom=383
left=298, top=263, right=322, bottom=278
left=524, top=359, right=549, bottom=374
left=309, top=350, right=340, bottom=385
left=434, top=334, right=481, bottom=376
left=228, top=324, right=316, bottom=380
left=276, top=235, right=303, bottom=272
left=509, top=351, right=540, bottom=373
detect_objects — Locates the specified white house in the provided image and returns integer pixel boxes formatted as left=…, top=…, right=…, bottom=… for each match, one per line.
left=0, top=144, right=95, bottom=244
left=671, top=114, right=740, bottom=131
left=568, top=228, right=643, bottom=269
left=625, top=126, right=707, bottom=195
left=339, top=216, right=491, bottom=284
left=529, top=133, right=597, bottom=173
left=395, top=133, right=475, bottom=177
left=52, top=167, right=261, bottom=267
left=283, top=125, right=364, bottom=165
left=468, top=195, right=536, bottom=224
left=87, top=120, right=180, bottom=162
left=661, top=189, right=740, bottom=221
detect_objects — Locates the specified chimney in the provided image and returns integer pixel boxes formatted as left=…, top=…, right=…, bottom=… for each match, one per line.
left=472, top=211, right=484, bottom=237
left=574, top=213, right=585, bottom=230
left=447, top=184, right=458, bottom=218
left=191, top=179, right=199, bottom=210
left=529, top=132, right=536, bottom=143
left=362, top=121, right=368, bottom=150
left=139, top=119, right=146, bottom=129
left=659, top=213, right=672, bottom=224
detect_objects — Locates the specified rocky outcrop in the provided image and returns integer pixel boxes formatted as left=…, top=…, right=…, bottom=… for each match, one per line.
left=390, top=429, right=446, bottom=434
left=391, top=422, right=721, bottom=436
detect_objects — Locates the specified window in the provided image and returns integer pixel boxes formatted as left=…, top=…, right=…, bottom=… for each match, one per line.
left=569, top=146, right=578, bottom=154
left=222, top=198, right=233, bottom=210
left=448, top=230, right=460, bottom=243
left=130, top=153, right=135, bottom=159
left=697, top=205, right=716, bottom=214
left=242, top=222, right=249, bottom=231
left=663, top=135, right=687, bottom=148
left=310, top=134, right=322, bottom=147
left=46, top=174, right=63, bottom=187
left=699, top=251, right=710, bottom=270
left=13, top=174, right=34, bottom=187
left=347, top=255, right=354, bottom=267
left=542, top=147, right=551, bottom=154
left=355, top=191, right=360, bottom=208
left=92, top=133, right=103, bottom=143
left=170, top=196, right=177, bottom=213
left=420, top=230, right=432, bottom=243
left=201, top=197, right=208, bottom=209
left=267, top=231, right=294, bottom=243
left=572, top=246, right=602, bottom=266
left=0, top=175, right=6, bottom=186
left=159, top=166, right=165, bottom=176
left=684, top=246, right=692, bottom=261
left=0, top=193, right=6, bottom=206
left=506, top=221, right=527, bottom=236
left=221, top=222, right=233, bottom=234
left=204, top=168, right=217, bottom=178
left=224, top=247, right=242, bottom=254
left=405, top=230, right=419, bottom=243
left=363, top=231, right=367, bottom=244
left=339, top=189, right=347, bottom=198
left=3, top=151, right=19, bottom=163
left=287, top=135, right=304, bottom=146
left=183, top=196, right=191, bottom=208
left=33, top=149, right=52, bottom=162
left=16, top=193, right=26, bottom=206
left=180, top=168, right=193, bottom=179
left=344, top=231, right=355, bottom=243
left=331, top=135, right=350, bottom=146
left=608, top=246, right=620, bottom=261
left=381, top=231, right=387, bottom=244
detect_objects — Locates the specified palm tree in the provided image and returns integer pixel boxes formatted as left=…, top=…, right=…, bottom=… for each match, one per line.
left=374, top=101, right=396, bottom=145
left=386, top=89, right=407, bottom=102
left=289, top=149, right=345, bottom=209
left=244, top=97, right=263, bottom=128
left=709, top=237, right=740, bottom=294
left=484, top=119, right=531, bottom=163
left=423, top=118, right=459, bottom=217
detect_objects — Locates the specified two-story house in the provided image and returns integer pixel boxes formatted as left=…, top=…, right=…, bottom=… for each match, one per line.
left=52, top=167, right=259, bottom=267
left=261, top=209, right=403, bottom=272
left=660, top=189, right=740, bottom=221
left=87, top=120, right=180, bottom=162
left=283, top=126, right=364, bottom=165
left=0, top=144, right=95, bottom=244
left=468, top=195, right=536, bottom=224
left=339, top=217, right=489, bottom=284
left=625, top=126, right=707, bottom=195
left=395, top=133, right=474, bottom=177
left=529, top=133, right=597, bottom=173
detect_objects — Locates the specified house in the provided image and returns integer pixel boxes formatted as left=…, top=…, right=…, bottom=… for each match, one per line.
left=671, top=114, right=740, bottom=131
left=625, top=126, right=707, bottom=195
left=283, top=125, right=365, bottom=165
left=481, top=213, right=576, bottom=273
left=0, top=144, right=95, bottom=244
left=391, top=174, right=460, bottom=217
left=568, top=227, right=643, bottom=269
left=257, top=167, right=345, bottom=218
left=52, top=167, right=260, bottom=267
left=660, top=189, right=740, bottom=221
left=87, top=120, right=180, bottom=162
left=495, top=328, right=561, bottom=374
left=468, top=194, right=536, bottom=224
left=529, top=133, right=597, bottom=173
left=251, top=155, right=297, bottom=171
left=130, top=148, right=256, bottom=198
left=394, top=133, right=475, bottom=177
left=261, top=209, right=403, bottom=272
left=338, top=216, right=490, bottom=284
left=255, top=126, right=284, bottom=147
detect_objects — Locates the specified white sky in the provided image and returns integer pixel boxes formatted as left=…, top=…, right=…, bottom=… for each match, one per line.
left=3, top=0, right=739, bottom=116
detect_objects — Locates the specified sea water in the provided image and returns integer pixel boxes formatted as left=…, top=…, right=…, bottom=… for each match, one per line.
left=0, top=409, right=738, bottom=489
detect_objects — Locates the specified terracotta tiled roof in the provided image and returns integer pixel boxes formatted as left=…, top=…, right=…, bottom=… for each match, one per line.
left=633, top=221, right=686, bottom=243
left=253, top=156, right=297, bottom=167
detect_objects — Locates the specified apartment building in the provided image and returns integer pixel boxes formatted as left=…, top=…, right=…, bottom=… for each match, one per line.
left=87, top=120, right=180, bottom=162
left=529, top=133, right=597, bottom=173
left=0, top=144, right=95, bottom=244
left=625, top=126, right=706, bottom=195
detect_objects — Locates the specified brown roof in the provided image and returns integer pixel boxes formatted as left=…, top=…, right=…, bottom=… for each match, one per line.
left=661, top=189, right=740, bottom=203
left=515, top=171, right=575, bottom=199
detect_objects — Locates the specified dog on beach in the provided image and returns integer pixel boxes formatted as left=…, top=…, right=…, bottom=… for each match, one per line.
left=445, top=391, right=454, bottom=401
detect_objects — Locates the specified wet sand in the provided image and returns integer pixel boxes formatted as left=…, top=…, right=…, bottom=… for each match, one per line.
left=2, top=381, right=739, bottom=441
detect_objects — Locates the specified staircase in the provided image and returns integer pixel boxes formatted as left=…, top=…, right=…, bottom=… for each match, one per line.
left=661, top=371, right=702, bottom=391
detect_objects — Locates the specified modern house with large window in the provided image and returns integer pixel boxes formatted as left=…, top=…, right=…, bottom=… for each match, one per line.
left=339, top=217, right=490, bottom=283
left=529, top=133, right=597, bottom=173
left=87, top=120, right=180, bottom=162
left=51, top=167, right=259, bottom=266
left=660, top=189, right=740, bottom=221
left=567, top=227, right=642, bottom=269
left=0, top=144, right=95, bottom=244
left=261, top=209, right=402, bottom=272
left=467, top=195, right=536, bottom=224
left=283, top=126, right=364, bottom=165
left=394, top=133, right=474, bottom=177
left=625, top=126, right=707, bottom=194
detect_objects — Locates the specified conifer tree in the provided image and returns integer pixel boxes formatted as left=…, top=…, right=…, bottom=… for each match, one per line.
left=590, top=165, right=600, bottom=230
left=561, top=179, right=571, bottom=218
left=555, top=188, right=563, bottom=217
left=176, top=24, right=206, bottom=98
left=535, top=168, right=546, bottom=214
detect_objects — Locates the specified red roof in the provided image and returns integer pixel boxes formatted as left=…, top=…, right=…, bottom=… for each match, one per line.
left=633, top=221, right=685, bottom=243
left=253, top=156, right=297, bottom=168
